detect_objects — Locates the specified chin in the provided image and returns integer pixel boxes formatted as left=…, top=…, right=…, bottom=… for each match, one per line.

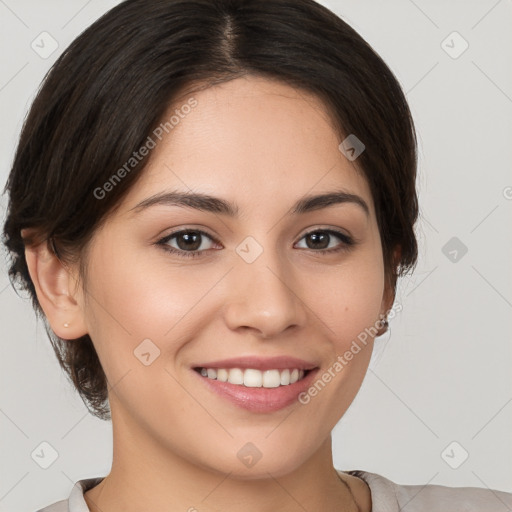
left=194, top=437, right=317, bottom=481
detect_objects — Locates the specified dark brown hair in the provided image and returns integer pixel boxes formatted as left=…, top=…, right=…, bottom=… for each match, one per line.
left=2, top=0, right=418, bottom=420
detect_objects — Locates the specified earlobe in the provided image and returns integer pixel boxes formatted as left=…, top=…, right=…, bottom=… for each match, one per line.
left=375, top=285, right=393, bottom=337
left=22, top=230, right=88, bottom=340
left=382, top=277, right=396, bottom=315
left=377, top=246, right=401, bottom=335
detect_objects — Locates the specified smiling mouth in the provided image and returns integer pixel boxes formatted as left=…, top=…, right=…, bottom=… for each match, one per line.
left=193, top=367, right=312, bottom=388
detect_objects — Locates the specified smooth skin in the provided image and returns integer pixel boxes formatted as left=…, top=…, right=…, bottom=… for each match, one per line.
left=23, top=75, right=397, bottom=512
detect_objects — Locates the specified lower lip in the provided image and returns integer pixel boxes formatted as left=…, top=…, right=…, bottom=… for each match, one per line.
left=193, top=369, right=319, bottom=413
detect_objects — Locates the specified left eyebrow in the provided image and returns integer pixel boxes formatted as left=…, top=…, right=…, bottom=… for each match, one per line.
left=127, top=189, right=369, bottom=218
left=292, top=190, right=369, bottom=217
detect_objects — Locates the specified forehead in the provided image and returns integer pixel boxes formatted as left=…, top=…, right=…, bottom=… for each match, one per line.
left=118, top=75, right=374, bottom=219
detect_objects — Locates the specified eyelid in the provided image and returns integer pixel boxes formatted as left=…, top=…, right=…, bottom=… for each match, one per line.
left=157, top=227, right=221, bottom=249
left=294, top=228, right=355, bottom=251
left=297, top=224, right=354, bottom=241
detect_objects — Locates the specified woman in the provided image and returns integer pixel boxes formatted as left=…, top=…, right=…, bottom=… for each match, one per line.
left=3, top=0, right=511, bottom=511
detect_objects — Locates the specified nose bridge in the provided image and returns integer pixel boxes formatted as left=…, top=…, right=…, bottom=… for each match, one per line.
left=223, top=234, right=305, bottom=337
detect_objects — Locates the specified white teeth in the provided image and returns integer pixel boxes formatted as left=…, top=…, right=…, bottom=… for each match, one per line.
left=198, top=367, right=308, bottom=388
left=244, top=369, right=262, bottom=387
left=217, top=368, right=229, bottom=382
left=228, top=368, right=244, bottom=385
left=263, top=370, right=281, bottom=388
left=280, top=369, right=290, bottom=385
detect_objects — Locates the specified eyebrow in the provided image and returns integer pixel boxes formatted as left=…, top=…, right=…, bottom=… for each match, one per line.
left=128, top=189, right=369, bottom=217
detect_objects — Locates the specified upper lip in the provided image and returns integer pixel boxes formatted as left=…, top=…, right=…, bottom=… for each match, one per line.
left=192, top=356, right=318, bottom=371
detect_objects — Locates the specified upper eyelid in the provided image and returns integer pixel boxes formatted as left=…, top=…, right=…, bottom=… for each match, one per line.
left=162, top=228, right=220, bottom=243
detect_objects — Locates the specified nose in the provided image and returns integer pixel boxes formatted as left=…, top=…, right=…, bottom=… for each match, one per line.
left=222, top=246, right=307, bottom=339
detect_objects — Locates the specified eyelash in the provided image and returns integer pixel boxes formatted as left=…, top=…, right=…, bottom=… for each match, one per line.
left=156, top=228, right=356, bottom=259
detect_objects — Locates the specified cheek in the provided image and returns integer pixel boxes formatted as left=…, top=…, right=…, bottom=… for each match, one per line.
left=85, top=241, right=211, bottom=337
left=81, top=248, right=215, bottom=429
left=315, top=249, right=385, bottom=349
left=294, top=264, right=383, bottom=432
left=82, top=241, right=230, bottom=386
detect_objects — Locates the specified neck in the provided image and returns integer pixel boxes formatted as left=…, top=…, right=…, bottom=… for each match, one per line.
left=84, top=408, right=362, bottom=512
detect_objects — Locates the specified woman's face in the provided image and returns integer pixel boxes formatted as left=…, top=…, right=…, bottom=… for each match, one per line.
left=74, top=75, right=391, bottom=478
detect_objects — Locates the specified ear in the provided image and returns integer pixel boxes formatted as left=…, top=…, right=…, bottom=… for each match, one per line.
left=380, top=279, right=395, bottom=317
left=380, top=245, right=402, bottom=317
left=22, top=229, right=88, bottom=340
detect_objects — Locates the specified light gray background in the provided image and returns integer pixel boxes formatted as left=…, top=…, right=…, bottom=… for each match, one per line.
left=1, top=1, right=511, bottom=511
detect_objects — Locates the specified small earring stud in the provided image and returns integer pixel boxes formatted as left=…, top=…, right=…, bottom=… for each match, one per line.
left=63, top=323, right=70, bottom=328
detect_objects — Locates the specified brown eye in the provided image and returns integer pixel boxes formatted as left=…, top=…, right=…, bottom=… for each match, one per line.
left=157, top=229, right=220, bottom=259
left=295, top=229, right=354, bottom=254
left=305, top=231, right=330, bottom=250
left=173, top=231, right=202, bottom=251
